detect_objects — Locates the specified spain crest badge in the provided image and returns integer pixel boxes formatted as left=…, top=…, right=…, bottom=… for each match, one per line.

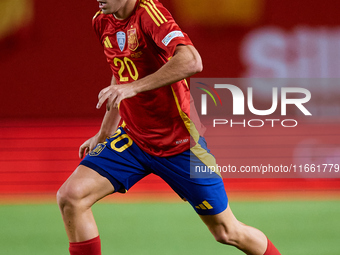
left=127, top=28, right=139, bottom=51
left=89, top=143, right=106, bottom=156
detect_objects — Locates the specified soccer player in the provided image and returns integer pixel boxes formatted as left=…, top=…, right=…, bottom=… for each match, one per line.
left=57, top=0, right=281, bottom=254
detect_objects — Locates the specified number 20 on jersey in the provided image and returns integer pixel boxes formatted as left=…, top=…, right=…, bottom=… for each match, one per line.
left=114, top=57, right=139, bottom=82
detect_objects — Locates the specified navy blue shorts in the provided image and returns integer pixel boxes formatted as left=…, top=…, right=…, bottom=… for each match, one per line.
left=80, top=127, right=228, bottom=215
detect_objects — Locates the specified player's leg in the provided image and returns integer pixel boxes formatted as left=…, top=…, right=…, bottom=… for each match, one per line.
left=199, top=204, right=276, bottom=255
left=151, top=136, right=281, bottom=255
left=189, top=137, right=280, bottom=254
left=57, top=127, right=151, bottom=255
left=57, top=165, right=115, bottom=243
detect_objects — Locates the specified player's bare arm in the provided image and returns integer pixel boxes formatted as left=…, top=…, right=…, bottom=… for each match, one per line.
left=79, top=76, right=121, bottom=158
left=96, top=44, right=202, bottom=110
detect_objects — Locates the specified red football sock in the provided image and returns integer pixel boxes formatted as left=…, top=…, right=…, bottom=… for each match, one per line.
left=69, top=236, right=101, bottom=255
left=263, top=238, right=281, bottom=255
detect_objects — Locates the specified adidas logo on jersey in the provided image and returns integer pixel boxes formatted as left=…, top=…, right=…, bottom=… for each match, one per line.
left=104, top=36, right=113, bottom=48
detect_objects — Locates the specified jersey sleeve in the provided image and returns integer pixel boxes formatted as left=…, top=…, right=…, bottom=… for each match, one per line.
left=92, top=10, right=104, bottom=45
left=139, top=0, right=193, bottom=57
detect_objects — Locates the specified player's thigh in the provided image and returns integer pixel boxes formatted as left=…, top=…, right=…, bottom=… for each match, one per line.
left=153, top=155, right=228, bottom=215
left=79, top=128, right=151, bottom=193
left=153, top=137, right=228, bottom=215
left=57, top=165, right=114, bottom=207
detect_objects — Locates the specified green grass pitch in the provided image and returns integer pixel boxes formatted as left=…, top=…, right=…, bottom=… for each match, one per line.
left=0, top=200, right=339, bottom=255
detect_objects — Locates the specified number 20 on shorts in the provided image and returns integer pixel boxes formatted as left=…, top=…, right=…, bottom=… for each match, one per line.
left=110, top=129, right=133, bottom=152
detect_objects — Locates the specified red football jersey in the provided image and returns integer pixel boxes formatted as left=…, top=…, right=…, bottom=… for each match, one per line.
left=92, top=0, right=202, bottom=156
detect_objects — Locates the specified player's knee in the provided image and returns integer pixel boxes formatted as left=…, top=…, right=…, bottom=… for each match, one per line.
left=57, top=183, right=87, bottom=213
left=212, top=225, right=243, bottom=247
left=56, top=186, right=72, bottom=212
left=214, top=232, right=236, bottom=246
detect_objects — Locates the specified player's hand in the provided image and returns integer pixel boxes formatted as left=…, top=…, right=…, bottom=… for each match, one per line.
left=96, top=84, right=137, bottom=111
left=79, top=133, right=106, bottom=159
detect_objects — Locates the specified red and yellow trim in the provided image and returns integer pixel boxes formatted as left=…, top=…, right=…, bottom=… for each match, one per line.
left=92, top=10, right=102, bottom=20
left=140, top=0, right=168, bottom=27
left=171, top=86, right=220, bottom=177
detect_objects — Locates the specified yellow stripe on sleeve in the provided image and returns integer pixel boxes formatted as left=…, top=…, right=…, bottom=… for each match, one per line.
left=140, top=3, right=160, bottom=27
left=144, top=1, right=165, bottom=25
left=149, top=0, right=168, bottom=23
left=140, top=0, right=168, bottom=26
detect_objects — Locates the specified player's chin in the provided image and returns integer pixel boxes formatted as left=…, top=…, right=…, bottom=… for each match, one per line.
left=101, top=8, right=114, bottom=14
